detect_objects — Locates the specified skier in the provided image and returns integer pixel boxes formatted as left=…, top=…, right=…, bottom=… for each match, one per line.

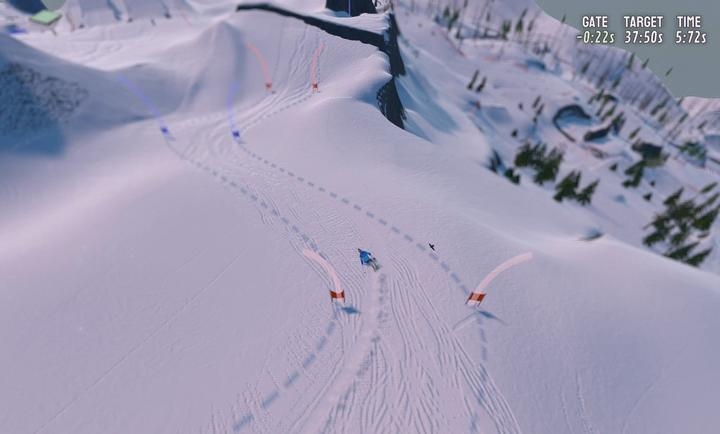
left=357, top=248, right=380, bottom=271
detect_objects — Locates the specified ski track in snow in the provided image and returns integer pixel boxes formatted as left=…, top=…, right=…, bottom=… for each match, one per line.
left=303, top=272, right=387, bottom=434
left=236, top=110, right=515, bottom=431
left=619, top=339, right=693, bottom=434
left=187, top=157, right=349, bottom=434
left=575, top=374, right=598, bottom=434
left=225, top=130, right=473, bottom=299
left=90, top=71, right=355, bottom=434
left=111, top=27, right=524, bottom=431
left=221, top=93, right=523, bottom=433
left=125, top=72, right=385, bottom=433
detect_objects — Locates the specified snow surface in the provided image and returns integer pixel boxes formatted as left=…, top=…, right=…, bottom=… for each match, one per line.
left=1, top=1, right=719, bottom=434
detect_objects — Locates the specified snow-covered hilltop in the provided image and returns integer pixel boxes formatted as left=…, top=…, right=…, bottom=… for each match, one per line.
left=1, top=1, right=719, bottom=434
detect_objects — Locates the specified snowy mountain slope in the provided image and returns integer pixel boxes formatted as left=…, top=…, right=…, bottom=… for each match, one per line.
left=1, top=1, right=719, bottom=434
left=394, top=2, right=720, bottom=273
left=0, top=31, right=183, bottom=152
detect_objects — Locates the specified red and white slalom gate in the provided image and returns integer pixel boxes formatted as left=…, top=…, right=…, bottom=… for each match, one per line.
left=466, top=292, right=486, bottom=305
left=467, top=252, right=533, bottom=307
left=310, top=42, right=325, bottom=92
left=329, top=290, right=345, bottom=302
left=303, top=249, right=345, bottom=303
left=245, top=41, right=273, bottom=91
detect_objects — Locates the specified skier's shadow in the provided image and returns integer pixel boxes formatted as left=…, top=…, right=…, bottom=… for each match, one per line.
left=341, top=306, right=361, bottom=315
left=476, top=310, right=506, bottom=325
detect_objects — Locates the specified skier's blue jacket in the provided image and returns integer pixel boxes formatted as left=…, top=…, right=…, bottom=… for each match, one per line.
left=358, top=249, right=373, bottom=265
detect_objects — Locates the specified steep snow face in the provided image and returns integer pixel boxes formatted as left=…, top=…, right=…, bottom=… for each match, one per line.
left=1, top=1, right=719, bottom=434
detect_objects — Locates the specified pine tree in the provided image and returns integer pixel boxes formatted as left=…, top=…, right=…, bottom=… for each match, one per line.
left=576, top=179, right=599, bottom=205
left=611, top=112, right=626, bottom=133
left=609, top=162, right=618, bottom=172
left=528, top=16, right=536, bottom=33
left=622, top=160, right=645, bottom=188
left=628, top=126, right=641, bottom=140
left=643, top=228, right=667, bottom=247
left=531, top=143, right=549, bottom=168
left=533, top=148, right=563, bottom=185
left=448, top=9, right=460, bottom=31
left=669, top=225, right=692, bottom=247
left=554, top=171, right=580, bottom=202
left=602, top=104, right=616, bottom=121
left=686, top=247, right=713, bottom=267
left=488, top=150, right=502, bottom=173
left=663, top=187, right=684, bottom=207
left=515, top=17, right=524, bottom=34
left=501, top=20, right=511, bottom=39
left=547, top=147, right=563, bottom=164
left=595, top=97, right=609, bottom=117
left=700, top=182, right=718, bottom=194
left=643, top=192, right=652, bottom=202
left=504, top=167, right=521, bottom=184
left=514, top=144, right=534, bottom=167
left=692, top=205, right=720, bottom=232
left=667, top=199, right=695, bottom=224
left=696, top=193, right=719, bottom=214
left=665, top=242, right=699, bottom=261
left=579, top=61, right=591, bottom=76
left=641, top=186, right=716, bottom=266
left=467, top=70, right=479, bottom=90
left=649, top=214, right=670, bottom=230
left=650, top=98, right=668, bottom=116
left=657, top=110, right=669, bottom=126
